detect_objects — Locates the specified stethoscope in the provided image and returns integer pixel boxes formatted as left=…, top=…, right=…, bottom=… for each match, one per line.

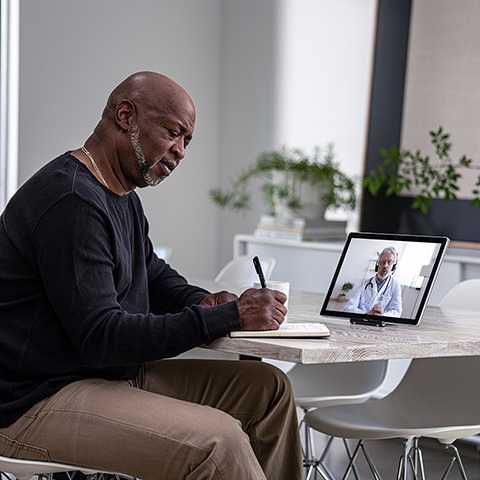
left=364, top=274, right=393, bottom=291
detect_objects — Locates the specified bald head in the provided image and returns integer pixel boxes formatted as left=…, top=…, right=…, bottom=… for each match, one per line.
left=102, top=71, right=194, bottom=121
left=83, top=71, right=195, bottom=191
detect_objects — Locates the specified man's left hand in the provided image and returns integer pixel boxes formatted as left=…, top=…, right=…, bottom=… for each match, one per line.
left=199, top=291, right=238, bottom=307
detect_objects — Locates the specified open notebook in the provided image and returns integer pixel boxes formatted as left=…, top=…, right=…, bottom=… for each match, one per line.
left=229, top=322, right=330, bottom=338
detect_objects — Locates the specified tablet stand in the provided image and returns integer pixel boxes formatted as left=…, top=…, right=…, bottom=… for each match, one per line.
left=350, top=318, right=386, bottom=327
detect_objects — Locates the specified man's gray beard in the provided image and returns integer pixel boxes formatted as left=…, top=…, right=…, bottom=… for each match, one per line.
left=129, top=124, right=163, bottom=187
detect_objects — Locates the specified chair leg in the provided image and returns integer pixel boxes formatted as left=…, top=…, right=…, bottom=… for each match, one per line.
left=396, top=454, right=405, bottom=480
left=407, top=438, right=425, bottom=480
left=360, top=442, right=382, bottom=480
left=416, top=445, right=426, bottom=480
left=443, top=444, right=469, bottom=480
left=342, top=439, right=361, bottom=480
left=301, top=426, right=335, bottom=480
left=317, top=434, right=334, bottom=464
left=341, top=440, right=362, bottom=480
left=440, top=457, right=456, bottom=480
left=396, top=438, right=423, bottom=480
left=404, top=439, right=414, bottom=480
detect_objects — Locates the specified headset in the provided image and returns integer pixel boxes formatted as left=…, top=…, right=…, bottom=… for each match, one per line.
left=374, top=247, right=398, bottom=273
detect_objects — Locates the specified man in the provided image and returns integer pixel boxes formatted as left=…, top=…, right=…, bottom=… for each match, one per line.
left=0, top=72, right=302, bottom=480
left=344, top=247, right=402, bottom=317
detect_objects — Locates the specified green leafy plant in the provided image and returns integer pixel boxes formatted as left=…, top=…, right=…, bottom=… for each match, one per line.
left=337, top=281, right=354, bottom=301
left=341, top=282, right=354, bottom=293
left=363, top=127, right=479, bottom=214
left=210, top=145, right=356, bottom=217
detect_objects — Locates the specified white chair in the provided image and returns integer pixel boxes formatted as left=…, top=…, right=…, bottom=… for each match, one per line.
left=305, top=356, right=480, bottom=480
left=289, top=359, right=410, bottom=480
left=439, top=278, right=480, bottom=313
left=0, top=455, right=130, bottom=480
left=214, top=256, right=276, bottom=287
left=304, top=279, right=480, bottom=480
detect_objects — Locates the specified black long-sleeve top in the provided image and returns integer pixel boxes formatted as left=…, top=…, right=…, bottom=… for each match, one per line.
left=0, top=153, right=240, bottom=427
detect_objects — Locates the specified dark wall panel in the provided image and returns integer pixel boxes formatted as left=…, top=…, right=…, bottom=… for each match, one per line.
left=361, top=0, right=480, bottom=242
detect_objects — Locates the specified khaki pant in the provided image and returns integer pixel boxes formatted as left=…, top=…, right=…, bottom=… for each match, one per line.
left=0, top=360, right=302, bottom=480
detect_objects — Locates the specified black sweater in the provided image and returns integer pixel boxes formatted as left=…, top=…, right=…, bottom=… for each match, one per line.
left=0, top=153, right=240, bottom=427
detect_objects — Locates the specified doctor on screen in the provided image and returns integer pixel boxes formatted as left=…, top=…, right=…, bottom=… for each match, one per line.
left=344, top=247, right=402, bottom=317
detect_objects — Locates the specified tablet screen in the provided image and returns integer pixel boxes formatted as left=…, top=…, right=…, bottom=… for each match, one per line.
left=320, top=233, right=449, bottom=325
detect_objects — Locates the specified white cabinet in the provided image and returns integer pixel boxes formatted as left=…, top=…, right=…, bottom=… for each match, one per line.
left=234, top=235, right=480, bottom=306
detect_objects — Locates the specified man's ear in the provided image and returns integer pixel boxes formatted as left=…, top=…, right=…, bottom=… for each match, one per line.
left=115, top=99, right=136, bottom=131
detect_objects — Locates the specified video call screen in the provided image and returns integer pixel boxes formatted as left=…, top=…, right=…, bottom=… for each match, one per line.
left=323, top=236, right=444, bottom=321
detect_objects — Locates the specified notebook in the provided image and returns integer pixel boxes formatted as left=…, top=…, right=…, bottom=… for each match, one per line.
left=229, top=322, right=330, bottom=338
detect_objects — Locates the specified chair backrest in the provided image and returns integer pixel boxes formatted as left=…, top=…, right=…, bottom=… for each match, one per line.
left=386, top=279, right=480, bottom=409
left=439, top=278, right=480, bottom=312
left=287, top=360, right=388, bottom=401
left=214, top=256, right=276, bottom=287
left=383, top=356, right=480, bottom=414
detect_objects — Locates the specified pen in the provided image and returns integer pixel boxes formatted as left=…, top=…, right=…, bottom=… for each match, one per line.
left=253, top=256, right=266, bottom=288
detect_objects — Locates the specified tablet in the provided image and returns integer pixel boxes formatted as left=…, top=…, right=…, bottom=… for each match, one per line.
left=320, top=232, right=449, bottom=326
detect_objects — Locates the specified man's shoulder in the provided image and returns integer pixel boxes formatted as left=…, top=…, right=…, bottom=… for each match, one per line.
left=3, top=153, right=109, bottom=234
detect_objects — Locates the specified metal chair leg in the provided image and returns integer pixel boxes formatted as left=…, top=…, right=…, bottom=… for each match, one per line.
left=446, top=444, right=469, bottom=480
left=360, top=442, right=382, bottom=480
left=313, top=463, right=333, bottom=480
left=306, top=464, right=315, bottom=480
left=318, top=435, right=334, bottom=464
left=416, top=445, right=426, bottom=480
left=396, top=438, right=420, bottom=480
left=407, top=439, right=425, bottom=480
left=440, top=457, right=456, bottom=480
left=342, top=440, right=362, bottom=480
left=342, top=439, right=361, bottom=480
left=316, top=435, right=336, bottom=480
left=396, top=454, right=405, bottom=480
left=403, top=439, right=414, bottom=480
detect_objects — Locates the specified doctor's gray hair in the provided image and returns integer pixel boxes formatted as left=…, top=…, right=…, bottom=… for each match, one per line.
left=378, top=247, right=398, bottom=262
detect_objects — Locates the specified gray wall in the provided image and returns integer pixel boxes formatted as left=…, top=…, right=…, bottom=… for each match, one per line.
left=19, top=0, right=222, bottom=278
left=216, top=0, right=282, bottom=268
left=18, top=0, right=377, bottom=278
left=402, top=0, right=480, bottom=199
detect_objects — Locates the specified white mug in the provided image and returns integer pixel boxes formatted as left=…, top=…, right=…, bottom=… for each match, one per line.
left=253, top=280, right=290, bottom=325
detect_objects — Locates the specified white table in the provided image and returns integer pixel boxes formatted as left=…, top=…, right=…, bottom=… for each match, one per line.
left=196, top=280, right=480, bottom=364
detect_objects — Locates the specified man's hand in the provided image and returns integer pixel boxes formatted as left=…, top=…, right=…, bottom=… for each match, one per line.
left=199, top=291, right=238, bottom=308
left=367, top=304, right=384, bottom=315
left=237, top=288, right=287, bottom=331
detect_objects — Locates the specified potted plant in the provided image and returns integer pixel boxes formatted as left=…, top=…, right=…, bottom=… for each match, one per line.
left=337, top=282, right=354, bottom=302
left=209, top=145, right=356, bottom=222
left=363, top=127, right=480, bottom=215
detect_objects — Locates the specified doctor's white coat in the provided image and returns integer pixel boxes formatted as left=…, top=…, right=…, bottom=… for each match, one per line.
left=344, top=275, right=402, bottom=317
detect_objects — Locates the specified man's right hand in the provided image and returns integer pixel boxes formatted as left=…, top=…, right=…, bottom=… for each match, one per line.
left=237, top=288, right=288, bottom=331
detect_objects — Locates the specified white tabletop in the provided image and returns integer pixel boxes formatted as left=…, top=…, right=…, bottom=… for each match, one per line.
left=193, top=279, right=480, bottom=364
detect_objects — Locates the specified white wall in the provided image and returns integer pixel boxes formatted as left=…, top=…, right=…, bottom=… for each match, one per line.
left=276, top=0, right=377, bottom=179
left=216, top=0, right=378, bottom=269
left=19, top=0, right=222, bottom=278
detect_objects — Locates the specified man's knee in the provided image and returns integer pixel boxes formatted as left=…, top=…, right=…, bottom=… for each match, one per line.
left=249, top=361, right=293, bottom=400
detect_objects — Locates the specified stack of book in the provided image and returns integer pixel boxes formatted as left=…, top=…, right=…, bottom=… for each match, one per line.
left=254, top=215, right=305, bottom=241
left=302, top=217, right=347, bottom=241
